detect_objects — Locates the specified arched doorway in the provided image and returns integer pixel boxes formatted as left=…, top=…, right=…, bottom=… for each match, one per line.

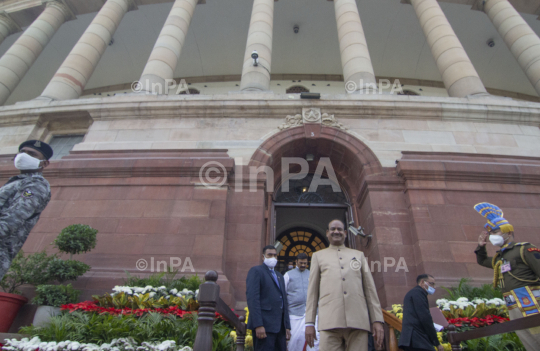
left=272, top=173, right=353, bottom=272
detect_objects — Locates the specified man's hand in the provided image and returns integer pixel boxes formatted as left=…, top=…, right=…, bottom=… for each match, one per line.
left=437, top=345, right=444, bottom=351
left=372, top=322, right=384, bottom=349
left=286, top=329, right=291, bottom=340
left=305, top=326, right=317, bottom=348
left=255, top=326, right=267, bottom=339
left=478, top=231, right=489, bottom=247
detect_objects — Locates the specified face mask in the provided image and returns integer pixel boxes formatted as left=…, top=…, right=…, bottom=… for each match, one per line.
left=288, top=265, right=293, bottom=269
left=489, top=234, right=505, bottom=247
left=14, top=153, right=41, bottom=170
left=264, top=257, right=277, bottom=268
left=426, top=286, right=436, bottom=295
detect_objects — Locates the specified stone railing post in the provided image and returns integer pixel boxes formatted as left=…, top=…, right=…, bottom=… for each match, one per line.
left=193, top=270, right=219, bottom=351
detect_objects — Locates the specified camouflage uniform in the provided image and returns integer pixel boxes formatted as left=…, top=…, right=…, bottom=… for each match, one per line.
left=0, top=172, right=51, bottom=280
left=476, top=242, right=540, bottom=351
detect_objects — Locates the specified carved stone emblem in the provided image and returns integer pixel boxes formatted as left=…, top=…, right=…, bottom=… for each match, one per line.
left=302, top=108, right=321, bottom=123
left=278, top=114, right=303, bottom=130
left=278, top=109, right=347, bottom=130
left=321, top=113, right=347, bottom=130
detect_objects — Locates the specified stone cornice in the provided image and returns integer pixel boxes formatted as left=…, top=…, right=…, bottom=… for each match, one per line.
left=0, top=149, right=235, bottom=179
left=2, top=94, right=540, bottom=127
left=397, top=152, right=540, bottom=186
left=0, top=0, right=539, bottom=22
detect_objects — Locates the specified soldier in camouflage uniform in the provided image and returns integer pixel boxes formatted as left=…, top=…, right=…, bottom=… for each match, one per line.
left=474, top=202, right=540, bottom=351
left=0, top=140, right=53, bottom=281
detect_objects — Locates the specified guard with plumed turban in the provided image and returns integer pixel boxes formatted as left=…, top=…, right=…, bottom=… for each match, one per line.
left=474, top=202, right=540, bottom=350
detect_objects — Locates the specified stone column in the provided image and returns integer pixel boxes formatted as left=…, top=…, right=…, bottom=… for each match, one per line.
left=0, top=2, right=73, bottom=105
left=334, top=0, right=376, bottom=93
left=484, top=0, right=540, bottom=95
left=410, top=0, right=487, bottom=97
left=239, top=0, right=274, bottom=92
left=0, top=12, right=21, bottom=47
left=39, top=0, right=136, bottom=101
left=139, top=0, right=198, bottom=94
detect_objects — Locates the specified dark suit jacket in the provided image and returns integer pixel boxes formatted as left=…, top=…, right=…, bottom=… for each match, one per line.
left=246, top=264, right=291, bottom=333
left=398, top=286, right=440, bottom=349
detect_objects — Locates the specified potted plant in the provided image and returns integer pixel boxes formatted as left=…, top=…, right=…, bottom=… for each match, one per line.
left=31, top=224, right=97, bottom=326
left=53, top=224, right=97, bottom=259
left=31, top=284, right=80, bottom=327
left=0, top=251, right=56, bottom=332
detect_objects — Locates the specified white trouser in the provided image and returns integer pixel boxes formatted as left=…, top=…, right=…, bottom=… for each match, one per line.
left=288, top=314, right=319, bottom=351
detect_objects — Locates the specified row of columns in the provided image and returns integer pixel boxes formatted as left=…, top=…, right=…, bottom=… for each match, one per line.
left=0, top=0, right=539, bottom=103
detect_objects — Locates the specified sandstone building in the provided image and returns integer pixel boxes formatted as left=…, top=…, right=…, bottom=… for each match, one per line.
left=1, top=0, right=540, bottom=309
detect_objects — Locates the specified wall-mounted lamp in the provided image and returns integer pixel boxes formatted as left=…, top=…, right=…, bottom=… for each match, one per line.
left=252, top=50, right=259, bottom=66
left=348, top=221, right=372, bottom=239
left=301, top=92, right=320, bottom=99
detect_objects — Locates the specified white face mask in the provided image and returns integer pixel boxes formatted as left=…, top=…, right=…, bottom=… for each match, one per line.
left=489, top=234, right=506, bottom=247
left=264, top=257, right=278, bottom=268
left=14, top=153, right=41, bottom=170
left=288, top=265, right=293, bottom=269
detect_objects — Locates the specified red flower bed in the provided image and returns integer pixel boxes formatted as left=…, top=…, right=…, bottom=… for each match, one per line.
left=61, top=301, right=235, bottom=320
left=61, top=301, right=195, bottom=317
left=447, top=315, right=509, bottom=328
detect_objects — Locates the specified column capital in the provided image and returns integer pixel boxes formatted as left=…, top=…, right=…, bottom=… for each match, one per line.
left=42, top=0, right=76, bottom=21
left=0, top=11, right=21, bottom=34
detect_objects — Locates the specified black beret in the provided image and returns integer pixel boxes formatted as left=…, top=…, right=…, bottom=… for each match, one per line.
left=19, top=140, right=53, bottom=160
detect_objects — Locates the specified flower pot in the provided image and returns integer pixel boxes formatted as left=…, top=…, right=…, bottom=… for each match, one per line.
left=0, top=292, right=28, bottom=332
left=32, top=305, right=62, bottom=327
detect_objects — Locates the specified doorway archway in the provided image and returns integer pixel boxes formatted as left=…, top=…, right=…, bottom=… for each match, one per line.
left=249, top=125, right=384, bottom=250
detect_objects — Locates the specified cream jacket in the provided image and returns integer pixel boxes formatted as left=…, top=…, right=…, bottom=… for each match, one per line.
left=305, top=244, right=384, bottom=331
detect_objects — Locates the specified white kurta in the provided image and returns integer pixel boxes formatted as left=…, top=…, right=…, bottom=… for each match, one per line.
left=285, top=272, right=320, bottom=351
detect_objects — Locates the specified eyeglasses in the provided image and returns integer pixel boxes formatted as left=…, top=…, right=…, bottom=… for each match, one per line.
left=426, top=281, right=436, bottom=287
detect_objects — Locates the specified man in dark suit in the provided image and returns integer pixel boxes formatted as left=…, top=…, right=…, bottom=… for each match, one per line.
left=246, top=245, right=291, bottom=351
left=398, top=274, right=443, bottom=351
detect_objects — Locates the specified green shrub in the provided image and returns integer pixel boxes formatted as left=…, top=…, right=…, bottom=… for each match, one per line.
left=20, top=311, right=234, bottom=351
left=54, top=224, right=97, bottom=257
left=48, top=259, right=90, bottom=283
left=0, top=251, right=57, bottom=294
left=124, top=270, right=202, bottom=291
left=463, top=332, right=525, bottom=351
left=32, top=284, right=80, bottom=307
left=442, top=278, right=503, bottom=300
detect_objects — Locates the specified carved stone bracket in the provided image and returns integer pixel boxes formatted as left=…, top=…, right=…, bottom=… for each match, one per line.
left=278, top=107, right=347, bottom=130
left=0, top=12, right=21, bottom=34
left=43, top=0, right=76, bottom=21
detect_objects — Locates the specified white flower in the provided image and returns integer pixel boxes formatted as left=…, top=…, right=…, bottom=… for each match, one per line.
left=436, top=299, right=448, bottom=306
left=456, top=297, right=469, bottom=302
left=170, top=289, right=178, bottom=295
left=149, top=292, right=156, bottom=298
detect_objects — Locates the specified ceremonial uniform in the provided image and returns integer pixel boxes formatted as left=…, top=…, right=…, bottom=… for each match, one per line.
left=0, top=139, right=53, bottom=281
left=0, top=172, right=51, bottom=280
left=474, top=203, right=540, bottom=351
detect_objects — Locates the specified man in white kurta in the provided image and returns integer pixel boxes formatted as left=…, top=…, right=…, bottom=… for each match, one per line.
left=284, top=253, right=319, bottom=351
left=305, top=219, right=385, bottom=351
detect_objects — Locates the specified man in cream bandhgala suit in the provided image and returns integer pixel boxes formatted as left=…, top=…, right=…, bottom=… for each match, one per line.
left=305, top=219, right=385, bottom=351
